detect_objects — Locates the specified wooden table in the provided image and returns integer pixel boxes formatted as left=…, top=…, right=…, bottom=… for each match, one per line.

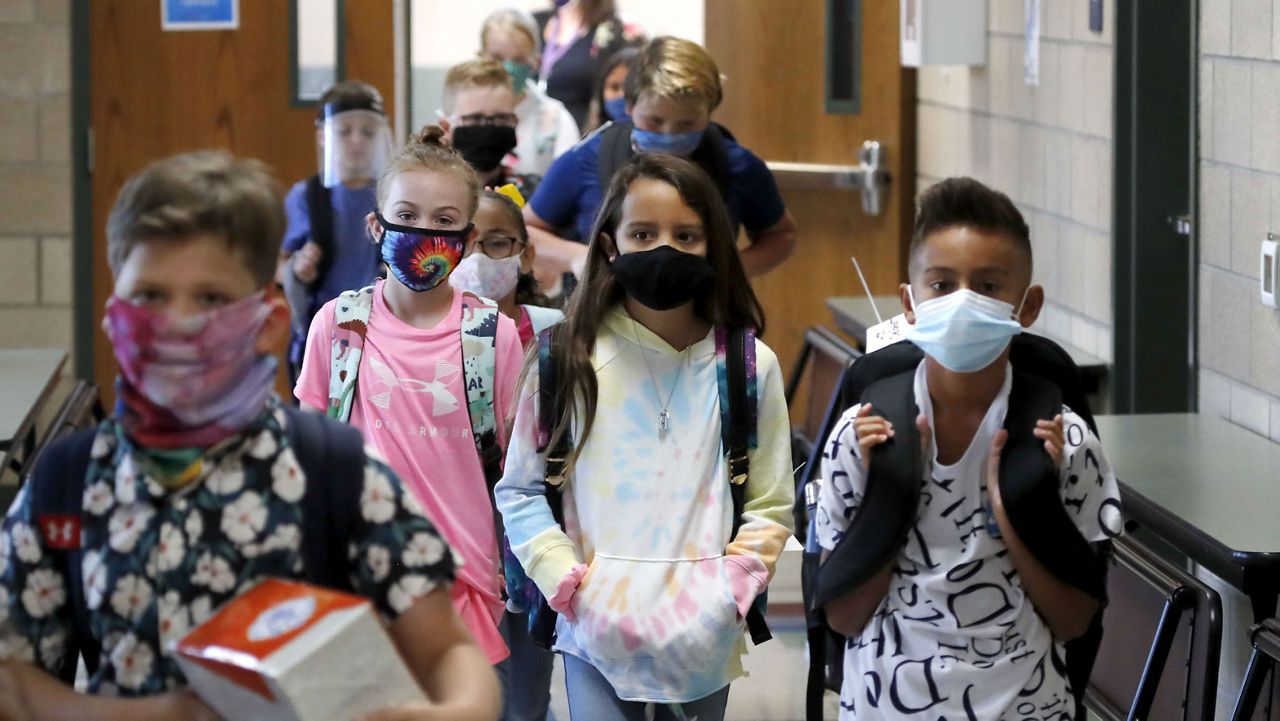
left=1097, top=413, right=1280, bottom=622
left=0, top=349, right=67, bottom=477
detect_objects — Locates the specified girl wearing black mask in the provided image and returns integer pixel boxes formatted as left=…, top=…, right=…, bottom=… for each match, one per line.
left=495, top=154, right=793, bottom=720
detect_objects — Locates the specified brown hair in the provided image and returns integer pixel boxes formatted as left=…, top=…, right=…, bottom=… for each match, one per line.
left=442, top=59, right=513, bottom=114
left=623, top=36, right=723, bottom=113
left=107, top=150, right=283, bottom=286
left=477, top=191, right=552, bottom=307
left=910, top=176, right=1032, bottom=277
left=317, top=80, right=385, bottom=117
left=375, top=125, right=481, bottom=217
left=534, top=154, right=763, bottom=470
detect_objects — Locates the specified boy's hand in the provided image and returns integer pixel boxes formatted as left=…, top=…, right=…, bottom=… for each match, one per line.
left=0, top=663, right=33, bottom=721
left=852, top=403, right=893, bottom=467
left=156, top=690, right=226, bottom=721
left=1034, top=414, right=1065, bottom=465
left=292, top=241, right=323, bottom=284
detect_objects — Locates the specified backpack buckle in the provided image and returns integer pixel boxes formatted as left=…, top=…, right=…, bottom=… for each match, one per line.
left=545, top=456, right=567, bottom=486
left=729, top=452, right=748, bottom=485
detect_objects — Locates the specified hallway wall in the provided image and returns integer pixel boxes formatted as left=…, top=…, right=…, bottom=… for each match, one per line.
left=915, top=0, right=1115, bottom=364
left=0, top=0, right=73, bottom=353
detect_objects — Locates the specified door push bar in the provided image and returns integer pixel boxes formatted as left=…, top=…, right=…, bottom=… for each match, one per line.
left=765, top=140, right=890, bottom=216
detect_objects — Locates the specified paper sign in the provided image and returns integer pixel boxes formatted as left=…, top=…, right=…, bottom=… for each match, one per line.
left=1023, top=0, right=1041, bottom=85
left=162, top=0, right=239, bottom=31
left=866, top=313, right=909, bottom=353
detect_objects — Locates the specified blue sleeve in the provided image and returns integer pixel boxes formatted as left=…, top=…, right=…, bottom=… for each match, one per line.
left=729, top=145, right=787, bottom=234
left=529, top=141, right=588, bottom=229
left=281, top=180, right=312, bottom=254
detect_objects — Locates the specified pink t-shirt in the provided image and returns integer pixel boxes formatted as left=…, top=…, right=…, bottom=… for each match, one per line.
left=295, top=280, right=522, bottom=663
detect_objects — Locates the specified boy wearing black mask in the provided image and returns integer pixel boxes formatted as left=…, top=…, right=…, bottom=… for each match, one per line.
left=442, top=60, right=540, bottom=200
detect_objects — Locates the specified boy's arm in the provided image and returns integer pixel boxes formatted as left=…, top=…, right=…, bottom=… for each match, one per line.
left=814, top=403, right=907, bottom=636
left=357, top=588, right=500, bottom=721
left=0, top=661, right=221, bottom=721
left=986, top=419, right=1100, bottom=641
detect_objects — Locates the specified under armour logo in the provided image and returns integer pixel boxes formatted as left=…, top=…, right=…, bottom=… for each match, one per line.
left=38, top=514, right=80, bottom=550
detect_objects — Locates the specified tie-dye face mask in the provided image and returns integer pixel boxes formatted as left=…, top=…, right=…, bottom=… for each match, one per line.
left=376, top=211, right=472, bottom=292
left=104, top=291, right=277, bottom=451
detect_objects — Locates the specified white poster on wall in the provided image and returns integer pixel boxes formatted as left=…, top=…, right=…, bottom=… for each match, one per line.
left=900, top=0, right=922, bottom=67
left=1023, top=0, right=1040, bottom=85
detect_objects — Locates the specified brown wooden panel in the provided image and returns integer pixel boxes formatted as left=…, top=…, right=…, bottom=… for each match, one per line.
left=345, top=0, right=397, bottom=122
left=90, top=0, right=395, bottom=402
left=705, top=0, right=914, bottom=380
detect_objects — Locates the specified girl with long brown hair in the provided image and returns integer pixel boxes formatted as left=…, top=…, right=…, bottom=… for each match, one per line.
left=495, top=154, right=793, bottom=720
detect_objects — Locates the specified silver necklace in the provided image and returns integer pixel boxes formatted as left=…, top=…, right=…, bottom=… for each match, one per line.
left=630, top=319, right=688, bottom=436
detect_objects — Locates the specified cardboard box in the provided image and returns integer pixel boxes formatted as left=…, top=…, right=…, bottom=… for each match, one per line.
left=175, top=578, right=425, bottom=721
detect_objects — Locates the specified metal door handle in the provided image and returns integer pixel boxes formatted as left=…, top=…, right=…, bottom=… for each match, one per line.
left=765, top=140, right=890, bottom=216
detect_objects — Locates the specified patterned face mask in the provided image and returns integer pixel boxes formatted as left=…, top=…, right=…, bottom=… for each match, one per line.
left=104, top=291, right=277, bottom=450
left=376, top=212, right=473, bottom=292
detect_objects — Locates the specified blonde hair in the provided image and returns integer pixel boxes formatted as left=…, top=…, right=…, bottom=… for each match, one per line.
left=442, top=59, right=512, bottom=115
left=480, top=8, right=541, bottom=57
left=376, top=125, right=480, bottom=217
left=624, top=37, right=723, bottom=113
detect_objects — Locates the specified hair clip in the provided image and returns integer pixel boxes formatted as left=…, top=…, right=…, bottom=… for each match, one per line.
left=496, top=183, right=526, bottom=208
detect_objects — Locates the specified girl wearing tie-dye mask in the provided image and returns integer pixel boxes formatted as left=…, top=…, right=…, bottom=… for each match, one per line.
left=295, top=126, right=525, bottom=669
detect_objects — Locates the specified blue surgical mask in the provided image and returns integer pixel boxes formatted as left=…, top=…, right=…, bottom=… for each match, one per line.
left=631, top=127, right=704, bottom=157
left=604, top=96, right=629, bottom=123
left=905, top=287, right=1027, bottom=373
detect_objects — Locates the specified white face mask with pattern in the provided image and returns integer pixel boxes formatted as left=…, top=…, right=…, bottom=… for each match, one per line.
left=448, top=253, right=521, bottom=300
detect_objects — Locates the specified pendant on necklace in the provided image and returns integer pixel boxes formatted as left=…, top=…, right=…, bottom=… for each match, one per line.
left=659, top=408, right=670, bottom=434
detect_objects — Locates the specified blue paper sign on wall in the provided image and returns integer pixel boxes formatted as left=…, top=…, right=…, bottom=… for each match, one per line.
left=162, top=0, right=239, bottom=31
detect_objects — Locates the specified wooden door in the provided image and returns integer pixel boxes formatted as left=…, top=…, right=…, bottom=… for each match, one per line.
left=89, top=0, right=396, bottom=401
left=704, top=0, right=915, bottom=374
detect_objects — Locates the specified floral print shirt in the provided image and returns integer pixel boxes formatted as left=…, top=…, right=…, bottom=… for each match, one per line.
left=0, top=399, right=454, bottom=695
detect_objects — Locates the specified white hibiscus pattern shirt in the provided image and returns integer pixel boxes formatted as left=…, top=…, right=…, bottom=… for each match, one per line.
left=0, top=399, right=454, bottom=695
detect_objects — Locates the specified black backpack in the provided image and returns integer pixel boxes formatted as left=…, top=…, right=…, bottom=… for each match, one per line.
left=800, top=335, right=1110, bottom=721
left=26, top=408, right=366, bottom=684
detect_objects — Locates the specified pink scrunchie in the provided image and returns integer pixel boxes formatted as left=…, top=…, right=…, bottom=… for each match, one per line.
left=549, top=563, right=589, bottom=621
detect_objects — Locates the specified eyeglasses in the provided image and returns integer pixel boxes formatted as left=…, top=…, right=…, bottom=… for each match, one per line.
left=453, top=112, right=519, bottom=128
left=465, top=235, right=527, bottom=259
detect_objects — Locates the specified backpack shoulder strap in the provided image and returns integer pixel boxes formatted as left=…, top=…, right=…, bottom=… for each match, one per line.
left=27, top=427, right=100, bottom=683
left=286, top=407, right=365, bottom=592
left=459, top=293, right=502, bottom=488
left=691, top=123, right=733, bottom=197
left=328, top=285, right=376, bottom=422
left=304, top=174, right=335, bottom=280
left=814, top=368, right=921, bottom=609
left=596, top=121, right=635, bottom=191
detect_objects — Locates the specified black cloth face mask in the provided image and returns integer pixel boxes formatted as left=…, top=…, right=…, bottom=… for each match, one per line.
left=610, top=245, right=716, bottom=311
left=452, top=125, right=518, bottom=173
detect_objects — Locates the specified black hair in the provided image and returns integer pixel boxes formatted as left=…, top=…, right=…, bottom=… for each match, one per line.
left=910, top=176, right=1032, bottom=276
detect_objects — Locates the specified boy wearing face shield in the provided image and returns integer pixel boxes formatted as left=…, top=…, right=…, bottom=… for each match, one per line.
left=812, top=178, right=1124, bottom=721
left=278, top=80, right=393, bottom=385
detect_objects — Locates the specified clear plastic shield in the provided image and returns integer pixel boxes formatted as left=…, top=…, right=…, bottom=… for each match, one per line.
left=320, top=109, right=392, bottom=188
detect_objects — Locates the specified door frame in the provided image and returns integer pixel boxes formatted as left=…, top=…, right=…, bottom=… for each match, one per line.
left=1112, top=0, right=1199, bottom=413
left=71, top=2, right=92, bottom=381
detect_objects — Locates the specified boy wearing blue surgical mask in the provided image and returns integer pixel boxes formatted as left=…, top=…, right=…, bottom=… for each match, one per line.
left=0, top=151, right=500, bottom=721
left=524, top=36, right=797, bottom=287
left=813, top=177, right=1124, bottom=721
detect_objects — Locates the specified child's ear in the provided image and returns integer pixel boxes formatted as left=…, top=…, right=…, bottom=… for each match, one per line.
left=899, top=282, right=916, bottom=324
left=521, top=237, right=537, bottom=273
left=254, top=292, right=291, bottom=355
left=1017, top=284, right=1045, bottom=328
left=366, top=212, right=382, bottom=244
left=600, top=232, right=617, bottom=262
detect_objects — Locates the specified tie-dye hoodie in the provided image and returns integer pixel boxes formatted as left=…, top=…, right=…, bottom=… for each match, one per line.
left=495, top=305, right=794, bottom=703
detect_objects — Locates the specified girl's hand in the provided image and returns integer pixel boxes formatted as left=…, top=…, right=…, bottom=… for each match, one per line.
left=0, top=663, right=32, bottom=721
left=1034, top=414, right=1065, bottom=465
left=852, top=403, right=893, bottom=468
left=356, top=702, right=453, bottom=721
left=156, top=690, right=225, bottom=721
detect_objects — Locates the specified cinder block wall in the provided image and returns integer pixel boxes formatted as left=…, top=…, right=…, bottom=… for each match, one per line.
left=915, top=0, right=1115, bottom=363
left=0, top=0, right=72, bottom=353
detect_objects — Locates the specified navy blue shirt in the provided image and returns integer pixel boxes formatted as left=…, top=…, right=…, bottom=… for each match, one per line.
left=281, top=179, right=381, bottom=317
left=529, top=126, right=787, bottom=243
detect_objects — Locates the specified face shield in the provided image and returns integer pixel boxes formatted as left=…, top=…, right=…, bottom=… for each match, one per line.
left=318, top=101, right=392, bottom=188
